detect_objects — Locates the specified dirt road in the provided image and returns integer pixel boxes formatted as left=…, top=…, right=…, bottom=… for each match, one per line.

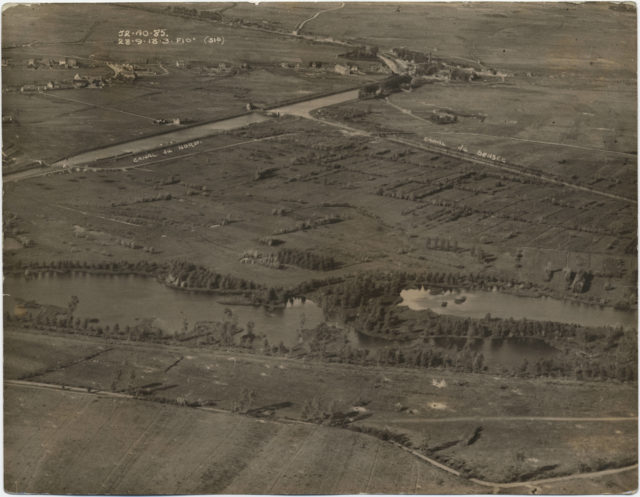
left=389, top=415, right=637, bottom=423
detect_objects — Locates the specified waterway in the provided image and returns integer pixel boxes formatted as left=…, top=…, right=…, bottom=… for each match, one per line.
left=399, top=287, right=637, bottom=330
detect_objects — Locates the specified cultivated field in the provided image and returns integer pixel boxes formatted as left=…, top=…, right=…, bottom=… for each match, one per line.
left=5, top=328, right=637, bottom=492
left=5, top=382, right=485, bottom=494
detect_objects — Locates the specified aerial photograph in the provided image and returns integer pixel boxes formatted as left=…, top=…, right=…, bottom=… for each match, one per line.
left=2, top=1, right=638, bottom=494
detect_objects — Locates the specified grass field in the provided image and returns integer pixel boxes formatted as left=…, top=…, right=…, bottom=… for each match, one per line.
left=4, top=332, right=111, bottom=380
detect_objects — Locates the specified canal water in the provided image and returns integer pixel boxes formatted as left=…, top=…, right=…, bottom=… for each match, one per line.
left=399, top=287, right=637, bottom=330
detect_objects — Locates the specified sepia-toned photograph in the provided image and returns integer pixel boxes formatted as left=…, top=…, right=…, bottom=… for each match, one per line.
left=2, top=1, right=638, bottom=494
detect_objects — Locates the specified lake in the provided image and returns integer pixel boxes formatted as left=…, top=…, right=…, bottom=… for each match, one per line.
left=4, top=273, right=325, bottom=348
left=399, top=287, right=637, bottom=330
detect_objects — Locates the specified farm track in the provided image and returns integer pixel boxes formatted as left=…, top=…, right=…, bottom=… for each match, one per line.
left=364, top=443, right=381, bottom=492
left=6, top=378, right=637, bottom=491
left=36, top=90, right=159, bottom=122
left=50, top=203, right=141, bottom=227
left=392, top=442, right=638, bottom=490
left=114, top=3, right=354, bottom=47
left=389, top=415, right=637, bottom=423
left=293, top=3, right=345, bottom=35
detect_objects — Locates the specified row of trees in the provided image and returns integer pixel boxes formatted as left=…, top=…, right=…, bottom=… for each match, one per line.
left=170, top=6, right=222, bottom=21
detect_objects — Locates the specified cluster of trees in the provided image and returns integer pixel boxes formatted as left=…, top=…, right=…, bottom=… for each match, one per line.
left=239, top=250, right=283, bottom=269
left=359, top=74, right=412, bottom=99
left=110, top=192, right=172, bottom=207
left=254, top=167, right=278, bottom=181
left=425, top=237, right=460, bottom=252
left=8, top=259, right=164, bottom=277
left=163, top=262, right=296, bottom=306
left=376, top=181, right=453, bottom=201
left=232, top=388, right=257, bottom=413
left=292, top=141, right=362, bottom=167
left=349, top=425, right=412, bottom=447
left=340, top=45, right=379, bottom=60
left=364, top=338, right=637, bottom=382
left=7, top=310, right=165, bottom=343
left=273, top=214, right=344, bottom=235
left=392, top=47, right=435, bottom=63
left=170, top=6, right=222, bottom=21
left=277, top=248, right=341, bottom=271
left=317, top=270, right=552, bottom=319
left=164, top=260, right=262, bottom=293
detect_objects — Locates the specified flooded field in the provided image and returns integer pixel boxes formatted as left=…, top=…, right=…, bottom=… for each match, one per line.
left=430, top=336, right=559, bottom=370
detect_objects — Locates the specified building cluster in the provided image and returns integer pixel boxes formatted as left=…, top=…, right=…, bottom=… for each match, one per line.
left=278, top=59, right=360, bottom=76
left=106, top=63, right=137, bottom=80
left=25, top=57, right=79, bottom=69
left=333, top=63, right=360, bottom=75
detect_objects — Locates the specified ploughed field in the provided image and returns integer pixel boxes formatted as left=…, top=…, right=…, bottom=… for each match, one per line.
left=4, top=329, right=637, bottom=493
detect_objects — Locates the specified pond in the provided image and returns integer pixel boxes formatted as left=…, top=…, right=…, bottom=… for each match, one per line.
left=399, top=287, right=637, bottom=330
